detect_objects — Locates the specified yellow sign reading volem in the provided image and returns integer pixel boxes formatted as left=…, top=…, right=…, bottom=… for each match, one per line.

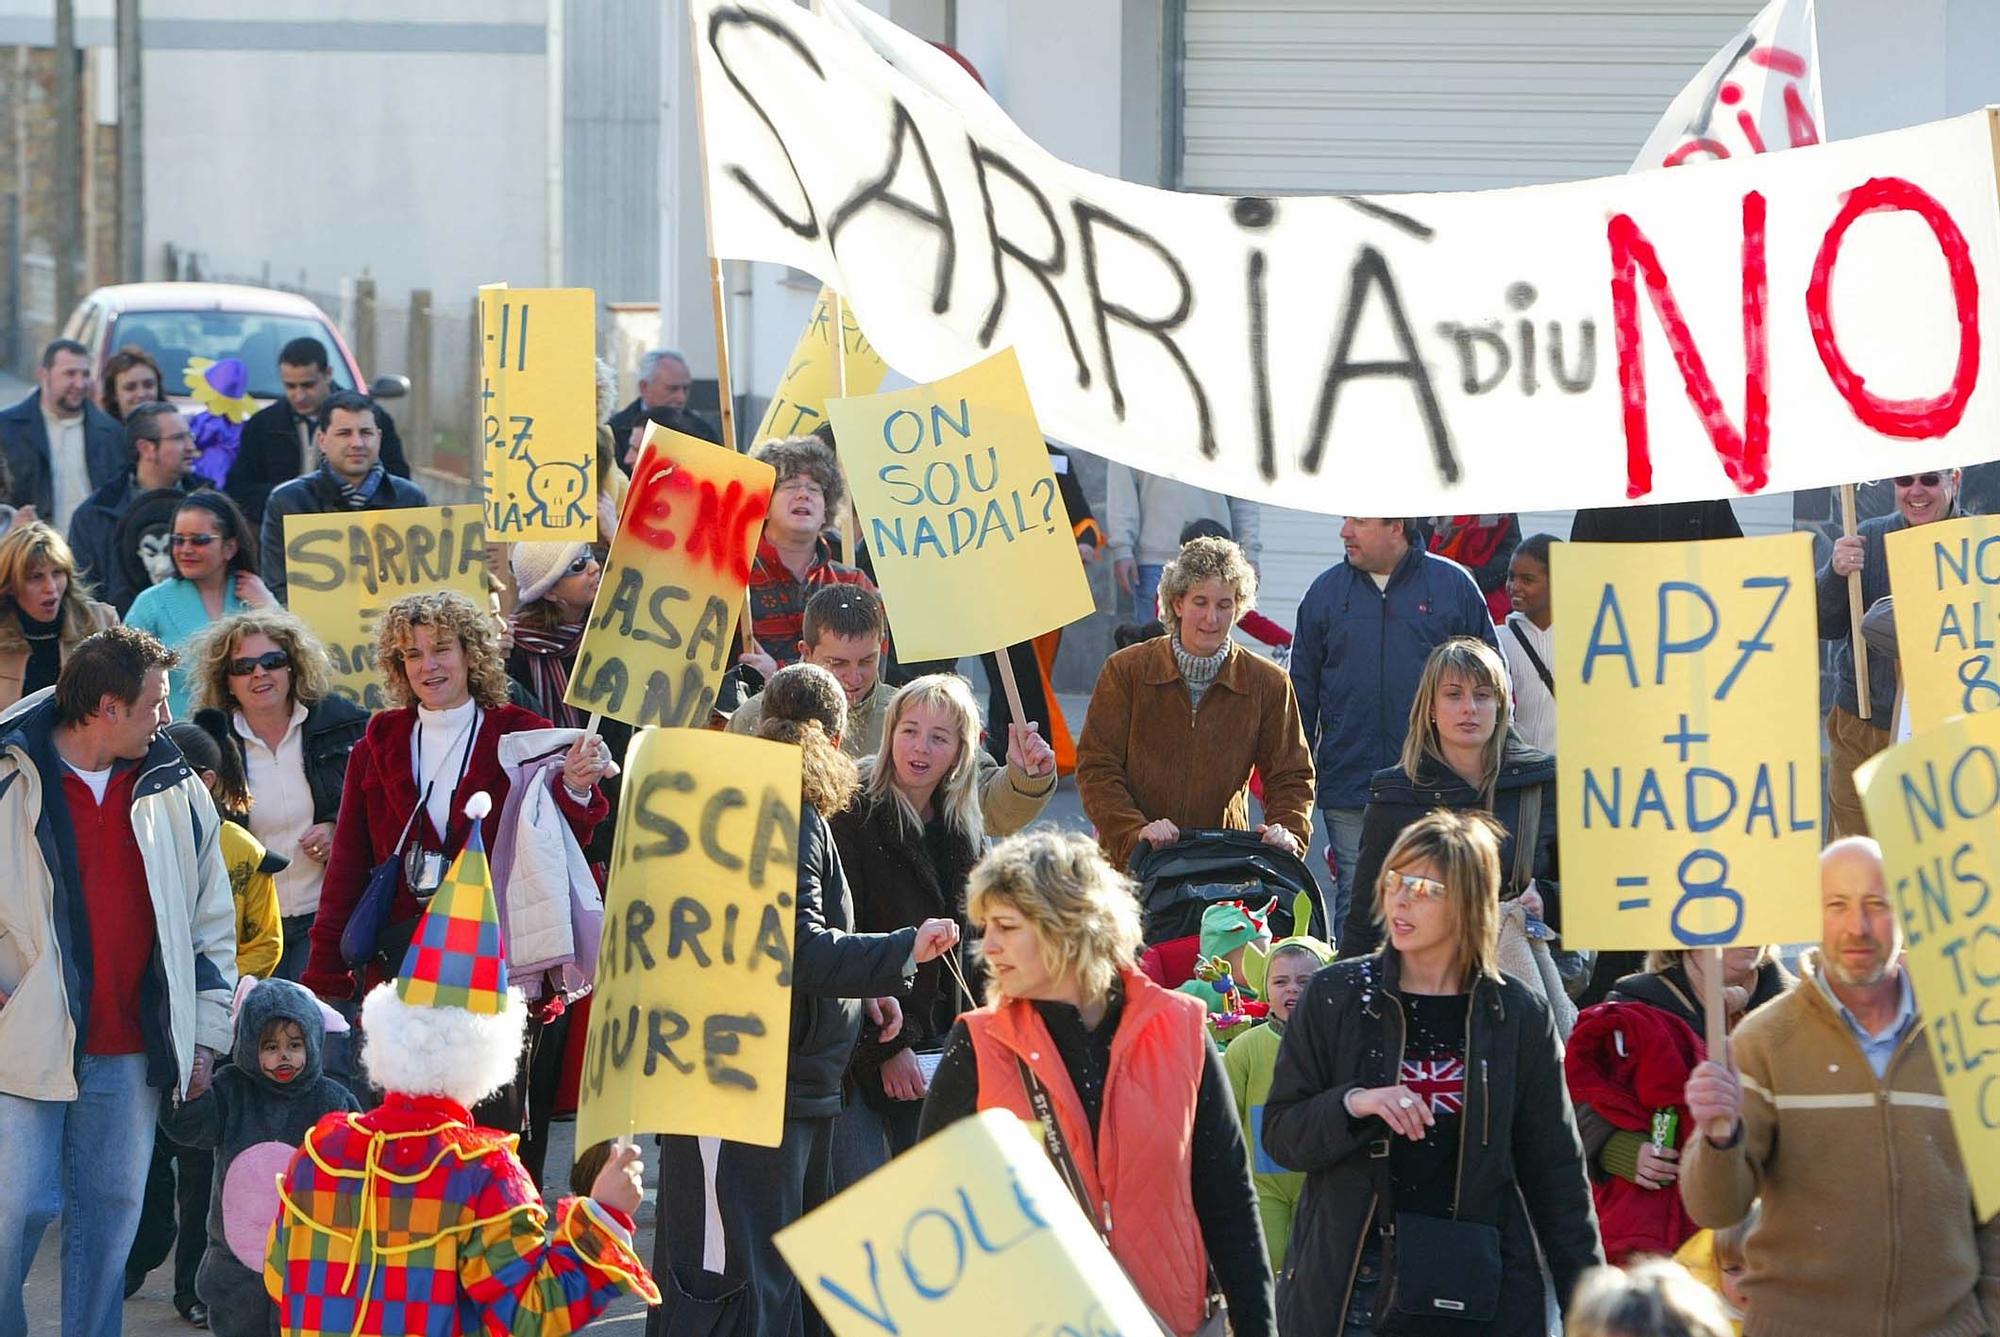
left=775, top=1109, right=1158, bottom=1337
left=282, top=505, right=488, bottom=710
left=1885, top=514, right=2000, bottom=733
left=752, top=286, right=892, bottom=445
left=1553, top=534, right=1822, bottom=950
left=575, top=728, right=802, bottom=1150
left=826, top=347, right=1093, bottom=660
left=1859, top=712, right=2000, bottom=1222
left=478, top=284, right=597, bottom=541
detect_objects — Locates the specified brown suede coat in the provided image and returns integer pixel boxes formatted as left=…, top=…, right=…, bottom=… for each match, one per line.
left=1077, top=636, right=1314, bottom=870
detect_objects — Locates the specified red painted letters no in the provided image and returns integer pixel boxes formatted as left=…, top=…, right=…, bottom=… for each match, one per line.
left=1608, top=191, right=1770, bottom=499
left=1805, top=176, right=1980, bottom=439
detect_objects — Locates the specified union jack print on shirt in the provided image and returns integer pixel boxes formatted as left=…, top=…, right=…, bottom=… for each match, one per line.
left=1400, top=1056, right=1466, bottom=1115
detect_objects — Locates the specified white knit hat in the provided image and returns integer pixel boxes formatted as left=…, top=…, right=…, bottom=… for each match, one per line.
left=510, top=540, right=592, bottom=606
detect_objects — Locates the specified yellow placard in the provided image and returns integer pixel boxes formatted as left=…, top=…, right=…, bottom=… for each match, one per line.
left=774, top=1109, right=1157, bottom=1336
left=1553, top=534, right=1822, bottom=950
left=1885, top=515, right=2000, bottom=733
left=575, top=728, right=801, bottom=1149
left=751, top=286, right=892, bottom=445
left=565, top=424, right=774, bottom=730
left=825, top=347, right=1093, bottom=660
left=282, top=505, right=487, bottom=710
left=478, top=284, right=597, bottom=541
left=1858, top=712, right=2000, bottom=1221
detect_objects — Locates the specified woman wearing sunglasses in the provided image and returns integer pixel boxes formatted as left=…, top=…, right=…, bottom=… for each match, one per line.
left=125, top=489, right=274, bottom=719
left=187, top=609, right=368, bottom=983
left=1263, top=809, right=1601, bottom=1335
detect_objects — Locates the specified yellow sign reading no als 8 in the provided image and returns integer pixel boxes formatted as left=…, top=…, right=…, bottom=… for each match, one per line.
left=1886, top=514, right=2000, bottom=733
left=1554, top=534, right=1821, bottom=951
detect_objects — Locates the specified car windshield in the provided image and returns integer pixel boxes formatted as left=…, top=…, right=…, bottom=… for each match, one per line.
left=107, top=311, right=357, bottom=400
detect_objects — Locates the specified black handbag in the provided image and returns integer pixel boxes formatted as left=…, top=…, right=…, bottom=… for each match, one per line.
left=1384, top=1207, right=1502, bottom=1324
left=338, top=802, right=424, bottom=969
left=1369, top=1137, right=1504, bottom=1325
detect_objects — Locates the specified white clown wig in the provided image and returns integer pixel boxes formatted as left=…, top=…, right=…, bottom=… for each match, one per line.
left=360, top=981, right=528, bottom=1107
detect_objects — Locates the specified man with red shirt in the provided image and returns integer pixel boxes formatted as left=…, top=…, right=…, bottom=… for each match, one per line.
left=0, top=627, right=237, bottom=1337
left=739, top=434, right=874, bottom=677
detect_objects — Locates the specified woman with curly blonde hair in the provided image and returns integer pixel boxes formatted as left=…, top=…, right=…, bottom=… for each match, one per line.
left=186, top=609, right=367, bottom=980
left=917, top=829, right=1273, bottom=1336
left=0, top=522, right=116, bottom=709
left=1077, top=533, right=1314, bottom=870
left=300, top=592, right=610, bottom=1161
left=651, top=661, right=962, bottom=1337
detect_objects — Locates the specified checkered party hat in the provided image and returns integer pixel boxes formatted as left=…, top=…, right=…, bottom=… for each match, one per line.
left=394, top=793, right=508, bottom=1015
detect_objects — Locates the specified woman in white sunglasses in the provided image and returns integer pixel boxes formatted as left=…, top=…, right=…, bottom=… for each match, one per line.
left=1263, top=808, right=1601, bottom=1336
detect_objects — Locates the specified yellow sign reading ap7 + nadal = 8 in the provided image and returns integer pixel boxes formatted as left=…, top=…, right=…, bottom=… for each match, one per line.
left=1553, top=534, right=1821, bottom=951
left=575, top=728, right=802, bottom=1150
left=478, top=284, right=596, bottom=541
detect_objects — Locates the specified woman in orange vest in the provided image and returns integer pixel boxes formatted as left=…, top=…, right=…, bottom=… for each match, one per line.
left=917, top=829, right=1274, bottom=1337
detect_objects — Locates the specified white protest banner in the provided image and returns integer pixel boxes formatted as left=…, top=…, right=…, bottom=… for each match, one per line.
left=690, top=0, right=2000, bottom=517
left=1633, top=0, right=1823, bottom=171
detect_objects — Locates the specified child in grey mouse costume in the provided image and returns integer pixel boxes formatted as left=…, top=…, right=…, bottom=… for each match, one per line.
left=159, top=976, right=360, bottom=1336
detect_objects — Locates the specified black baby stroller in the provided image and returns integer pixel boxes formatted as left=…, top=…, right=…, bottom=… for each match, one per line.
left=1129, top=828, right=1330, bottom=989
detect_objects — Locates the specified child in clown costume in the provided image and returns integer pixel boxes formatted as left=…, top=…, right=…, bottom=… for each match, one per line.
left=264, top=794, right=658, bottom=1334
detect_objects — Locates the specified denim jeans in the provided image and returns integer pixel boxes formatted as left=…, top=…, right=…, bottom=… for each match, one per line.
left=1134, top=563, right=1166, bottom=623
left=0, top=1053, right=160, bottom=1337
left=274, top=912, right=316, bottom=985
left=1323, top=805, right=1369, bottom=943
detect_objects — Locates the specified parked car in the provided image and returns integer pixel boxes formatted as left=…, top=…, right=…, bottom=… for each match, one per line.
left=62, top=282, right=408, bottom=407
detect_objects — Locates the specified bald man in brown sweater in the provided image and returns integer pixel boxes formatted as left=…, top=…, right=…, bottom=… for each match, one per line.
left=1681, top=838, right=2000, bottom=1337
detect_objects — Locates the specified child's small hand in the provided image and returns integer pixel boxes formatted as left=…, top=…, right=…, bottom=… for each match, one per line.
left=591, top=1142, right=645, bottom=1216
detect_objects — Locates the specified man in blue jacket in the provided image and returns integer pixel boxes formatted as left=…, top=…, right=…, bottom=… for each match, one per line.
left=1290, top=516, right=1497, bottom=932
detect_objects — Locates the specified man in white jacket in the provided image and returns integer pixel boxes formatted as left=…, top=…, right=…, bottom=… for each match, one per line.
left=0, top=626, right=236, bottom=1337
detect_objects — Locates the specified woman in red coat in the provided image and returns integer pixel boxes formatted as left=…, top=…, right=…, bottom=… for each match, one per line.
left=302, top=589, right=609, bottom=1172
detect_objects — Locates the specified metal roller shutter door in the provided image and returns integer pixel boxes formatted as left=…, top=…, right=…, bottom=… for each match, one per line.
left=1176, top=0, right=1782, bottom=634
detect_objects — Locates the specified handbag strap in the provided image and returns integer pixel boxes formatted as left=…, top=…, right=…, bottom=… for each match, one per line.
left=1508, top=619, right=1556, bottom=694
left=1016, top=1056, right=1103, bottom=1239
left=1512, top=784, right=1542, bottom=894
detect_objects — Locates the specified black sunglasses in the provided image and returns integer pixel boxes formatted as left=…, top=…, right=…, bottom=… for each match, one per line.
left=227, top=650, right=291, bottom=676
left=169, top=533, right=219, bottom=548
left=1894, top=473, right=1946, bottom=487
left=566, top=554, right=594, bottom=575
